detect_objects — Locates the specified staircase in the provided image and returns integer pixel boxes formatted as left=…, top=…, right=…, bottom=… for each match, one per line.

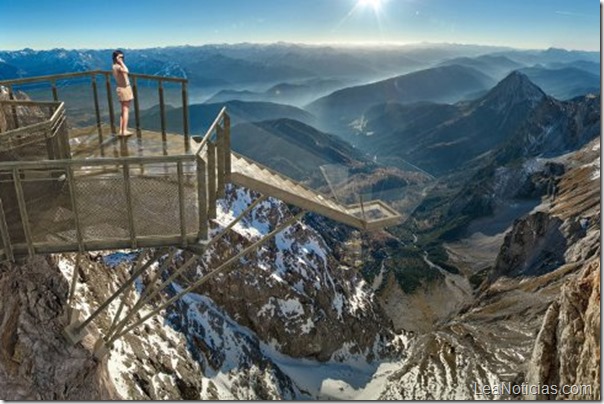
left=231, top=153, right=401, bottom=231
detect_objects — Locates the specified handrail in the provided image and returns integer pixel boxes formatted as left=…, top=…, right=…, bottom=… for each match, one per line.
left=1, top=119, right=50, bottom=137
left=0, top=70, right=187, bottom=86
left=0, top=100, right=63, bottom=106
left=232, top=151, right=347, bottom=206
left=124, top=71, right=187, bottom=84
left=0, top=71, right=102, bottom=86
left=0, top=101, right=63, bottom=137
left=49, top=101, right=66, bottom=123
left=196, top=106, right=227, bottom=155
left=0, top=154, right=195, bottom=170
left=0, top=70, right=191, bottom=152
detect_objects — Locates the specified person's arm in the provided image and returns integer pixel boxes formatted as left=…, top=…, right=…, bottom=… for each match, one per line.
left=116, top=58, right=129, bottom=73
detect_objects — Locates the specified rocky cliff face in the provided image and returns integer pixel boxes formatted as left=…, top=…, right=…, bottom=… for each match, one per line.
left=0, top=139, right=598, bottom=400
left=522, top=140, right=601, bottom=400
left=377, top=139, right=600, bottom=400
left=185, top=186, right=394, bottom=361
left=0, top=256, right=118, bottom=400
left=491, top=211, right=566, bottom=280
left=525, top=259, right=600, bottom=400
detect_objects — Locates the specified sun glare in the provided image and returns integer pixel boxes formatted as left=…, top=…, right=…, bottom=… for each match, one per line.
left=359, top=0, right=383, bottom=11
left=335, top=0, right=387, bottom=35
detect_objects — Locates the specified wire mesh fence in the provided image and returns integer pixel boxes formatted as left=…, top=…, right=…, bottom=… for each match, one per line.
left=0, top=71, right=214, bottom=260
left=21, top=167, right=77, bottom=244
left=75, top=169, right=131, bottom=242
left=0, top=100, right=69, bottom=162
left=0, top=156, right=199, bottom=255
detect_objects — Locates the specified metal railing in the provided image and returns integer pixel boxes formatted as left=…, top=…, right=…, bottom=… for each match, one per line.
left=0, top=154, right=203, bottom=260
left=194, top=106, right=231, bottom=238
left=0, top=100, right=69, bottom=161
left=0, top=70, right=234, bottom=261
left=0, top=70, right=191, bottom=153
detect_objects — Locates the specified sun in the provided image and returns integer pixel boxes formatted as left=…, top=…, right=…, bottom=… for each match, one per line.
left=335, top=0, right=387, bottom=32
left=358, top=0, right=383, bottom=11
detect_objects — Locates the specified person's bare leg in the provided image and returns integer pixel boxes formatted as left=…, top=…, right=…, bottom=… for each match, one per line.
left=120, top=101, right=131, bottom=135
left=119, top=102, right=125, bottom=135
left=124, top=101, right=131, bottom=134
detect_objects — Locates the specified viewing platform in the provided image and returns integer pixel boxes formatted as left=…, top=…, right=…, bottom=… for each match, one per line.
left=0, top=71, right=401, bottom=262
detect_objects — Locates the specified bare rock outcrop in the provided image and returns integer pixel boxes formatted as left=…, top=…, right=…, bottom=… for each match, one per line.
left=491, top=212, right=566, bottom=280
left=0, top=255, right=118, bottom=400
left=525, top=259, right=600, bottom=400
left=171, top=186, right=394, bottom=362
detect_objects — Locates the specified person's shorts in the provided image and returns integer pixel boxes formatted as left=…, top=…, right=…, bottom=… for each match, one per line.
left=116, top=85, right=134, bottom=102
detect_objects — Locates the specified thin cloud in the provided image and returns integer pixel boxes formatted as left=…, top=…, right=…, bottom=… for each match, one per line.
left=555, top=10, right=590, bottom=17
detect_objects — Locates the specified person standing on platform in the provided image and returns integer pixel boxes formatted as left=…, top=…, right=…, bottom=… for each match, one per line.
left=112, top=50, right=134, bottom=136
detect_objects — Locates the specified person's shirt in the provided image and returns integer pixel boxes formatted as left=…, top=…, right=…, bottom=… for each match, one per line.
left=112, top=63, right=130, bottom=88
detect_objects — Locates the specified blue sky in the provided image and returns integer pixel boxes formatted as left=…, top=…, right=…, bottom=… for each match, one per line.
left=1, top=0, right=599, bottom=51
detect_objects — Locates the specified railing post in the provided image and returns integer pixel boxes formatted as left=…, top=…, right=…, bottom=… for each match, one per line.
left=51, top=79, right=59, bottom=101
left=7, top=85, right=18, bottom=129
left=105, top=73, right=116, bottom=135
left=196, top=155, right=208, bottom=240
left=216, top=124, right=225, bottom=198
left=59, top=128, right=69, bottom=159
left=122, top=163, right=137, bottom=248
left=176, top=161, right=187, bottom=247
left=91, top=75, right=104, bottom=156
left=0, top=198, right=14, bottom=262
left=181, top=81, right=190, bottom=152
left=58, top=114, right=71, bottom=159
left=49, top=108, right=64, bottom=160
left=65, top=166, right=84, bottom=252
left=12, top=168, right=35, bottom=257
left=46, top=137, right=56, bottom=160
left=359, top=194, right=366, bottom=221
left=207, top=142, right=217, bottom=219
left=119, top=136, right=130, bottom=157
left=132, top=76, right=141, bottom=139
left=158, top=80, right=167, bottom=143
left=224, top=113, right=231, bottom=182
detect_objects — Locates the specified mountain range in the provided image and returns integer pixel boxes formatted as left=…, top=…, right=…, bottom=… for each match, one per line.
left=307, top=64, right=496, bottom=134
left=0, top=43, right=600, bottom=401
left=437, top=54, right=524, bottom=80
left=519, top=65, right=599, bottom=99
left=140, top=99, right=315, bottom=135
left=204, top=78, right=349, bottom=107
left=340, top=71, right=597, bottom=176
left=1, top=44, right=598, bottom=98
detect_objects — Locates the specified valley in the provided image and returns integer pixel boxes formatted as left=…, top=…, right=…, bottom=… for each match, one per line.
left=0, top=42, right=600, bottom=400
